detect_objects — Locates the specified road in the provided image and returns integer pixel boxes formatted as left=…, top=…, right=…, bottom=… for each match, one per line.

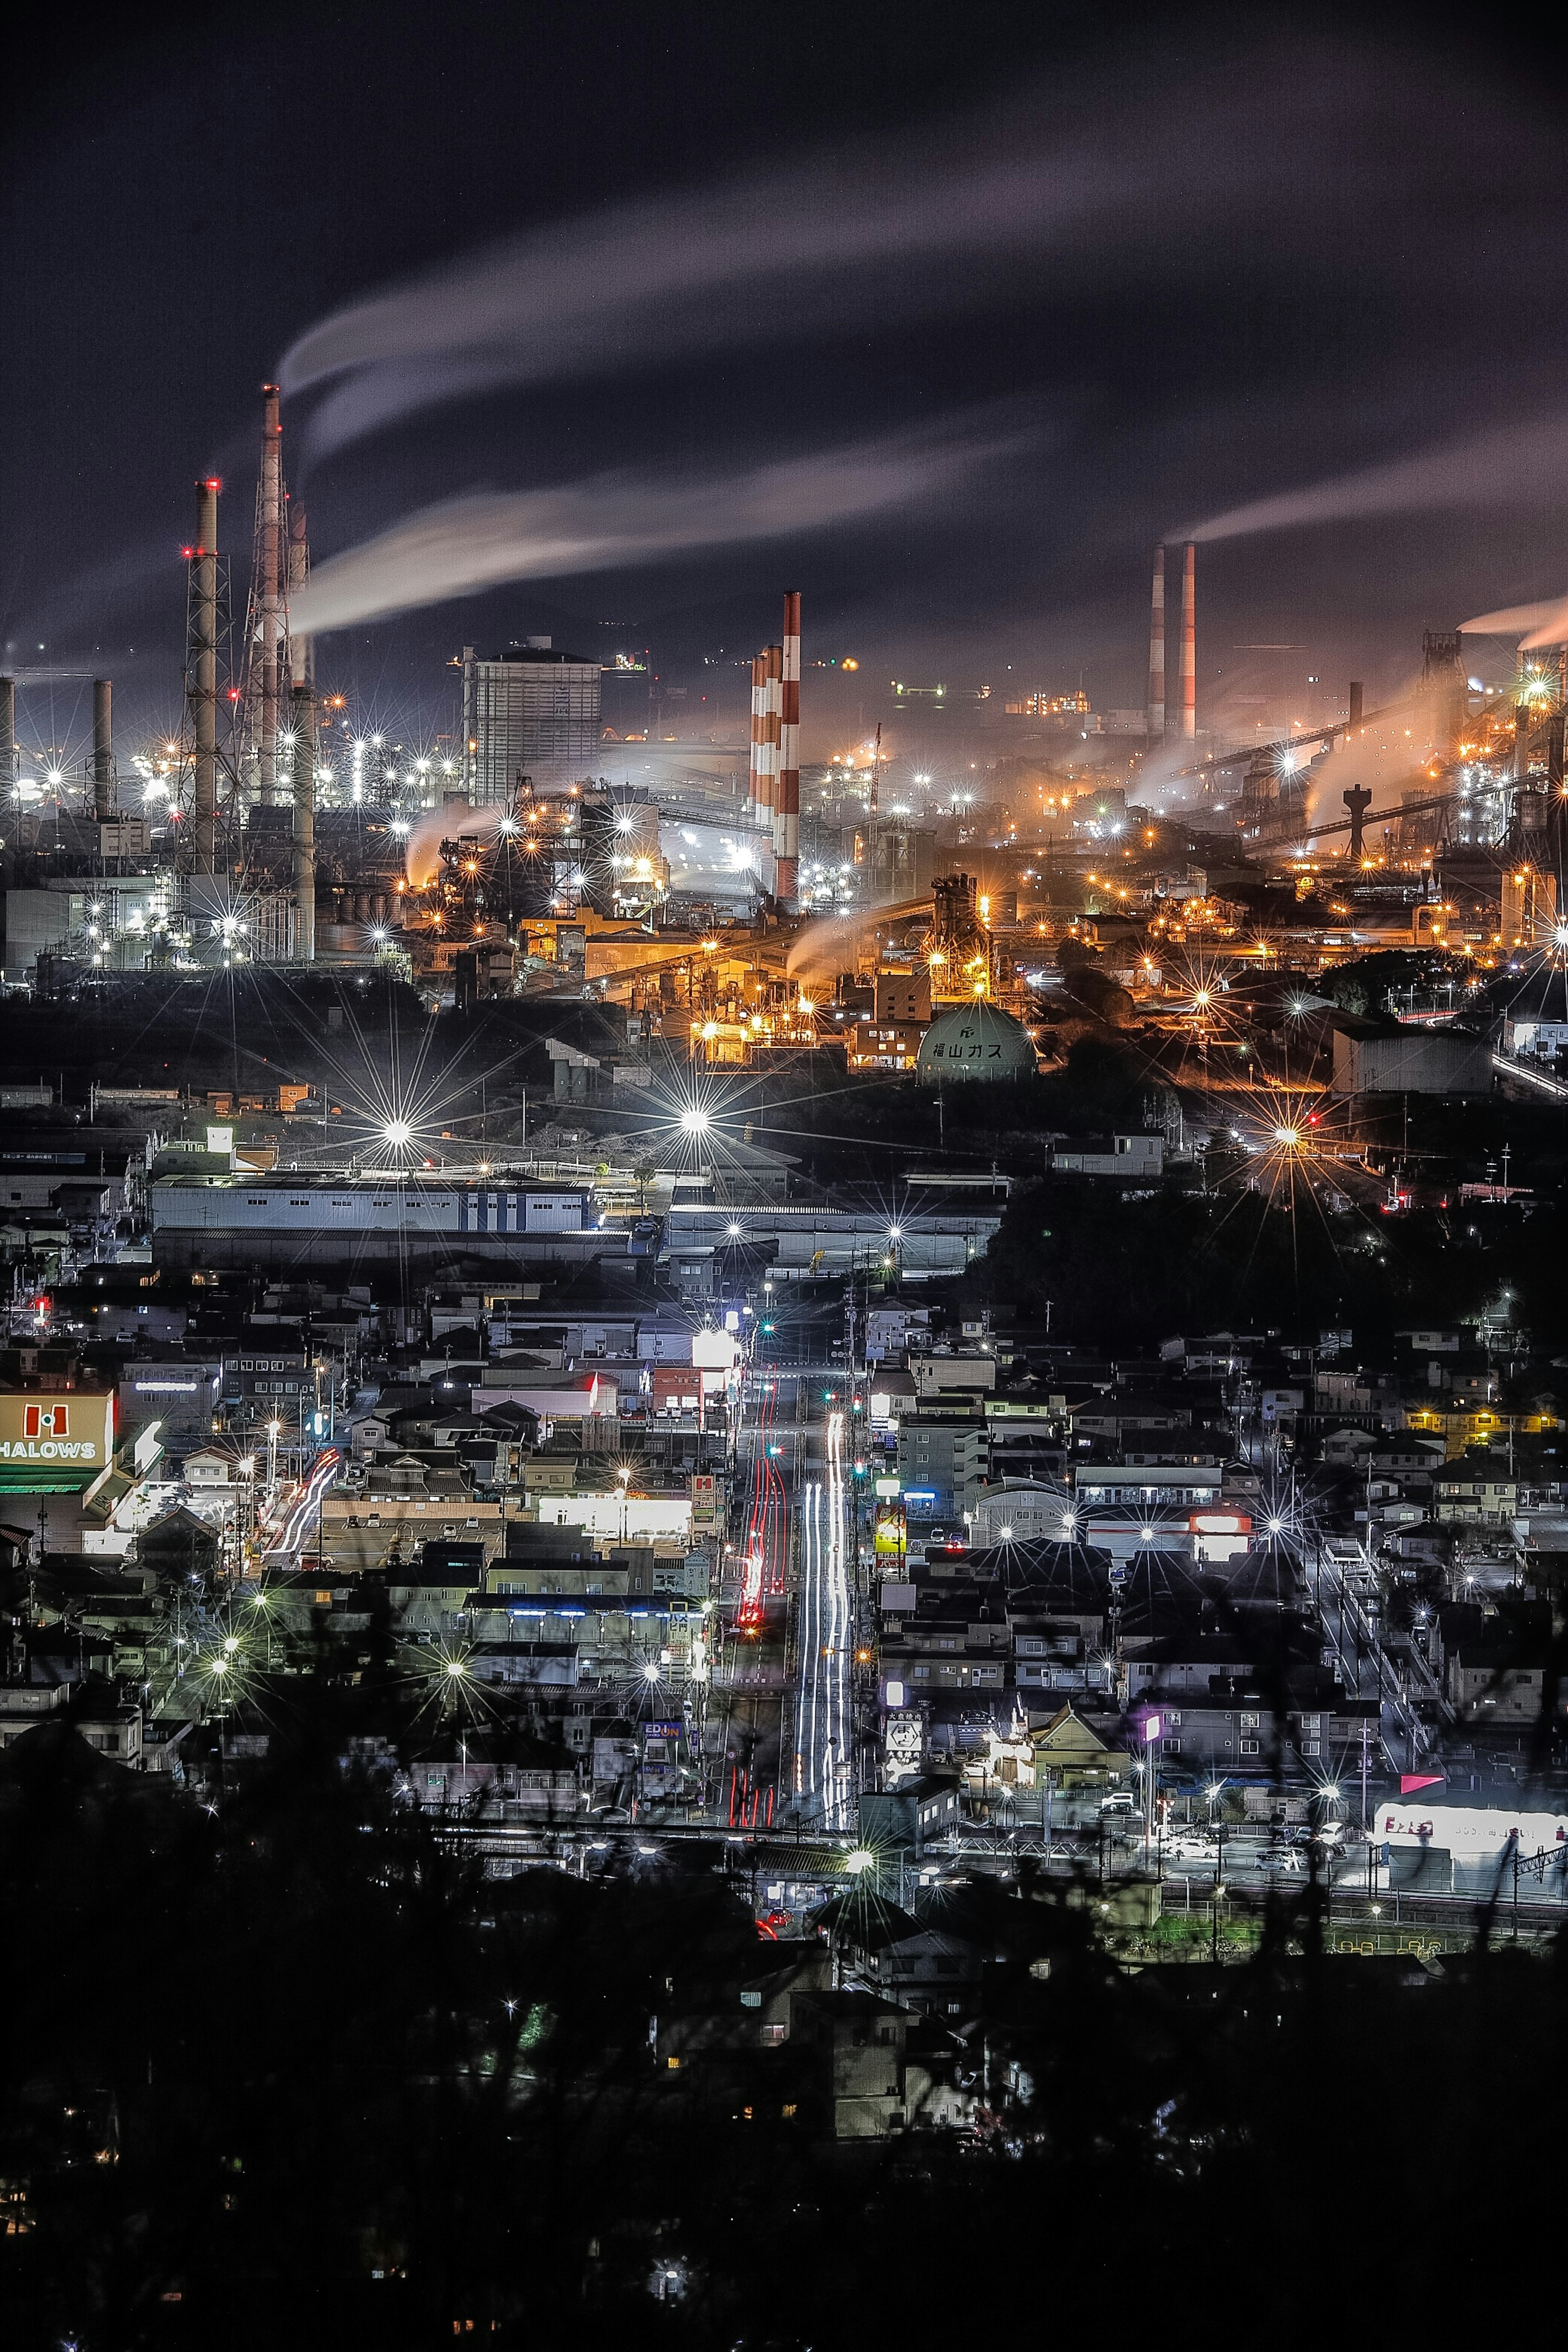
left=791, top=1405, right=855, bottom=1832
left=261, top=1448, right=341, bottom=1564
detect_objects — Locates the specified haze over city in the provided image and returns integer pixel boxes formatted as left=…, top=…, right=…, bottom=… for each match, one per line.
left=3, top=4, right=1568, bottom=2347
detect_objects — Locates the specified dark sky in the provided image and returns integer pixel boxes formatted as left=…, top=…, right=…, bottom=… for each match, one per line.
left=5, top=0, right=1568, bottom=760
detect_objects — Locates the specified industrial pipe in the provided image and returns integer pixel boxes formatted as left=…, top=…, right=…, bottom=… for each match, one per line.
left=1180, top=541, right=1196, bottom=741
left=759, top=640, right=781, bottom=853
left=259, top=385, right=283, bottom=802
left=1148, top=547, right=1166, bottom=742
left=292, top=669, right=316, bottom=962
left=775, top=591, right=801, bottom=906
left=748, top=652, right=765, bottom=831
left=92, top=679, right=112, bottom=822
left=189, top=477, right=219, bottom=876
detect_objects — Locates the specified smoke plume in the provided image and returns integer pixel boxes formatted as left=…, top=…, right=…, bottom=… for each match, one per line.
left=279, top=118, right=1143, bottom=458
left=1180, top=412, right=1568, bottom=545
left=285, top=421, right=1019, bottom=639
left=403, top=800, right=504, bottom=891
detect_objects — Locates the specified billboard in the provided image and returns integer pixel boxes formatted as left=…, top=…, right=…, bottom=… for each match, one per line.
left=0, top=1392, right=115, bottom=1491
left=874, top=1500, right=907, bottom=1561
left=1374, top=1804, right=1568, bottom=1855
left=885, top=1708, right=924, bottom=1785
left=690, top=1472, right=722, bottom=1530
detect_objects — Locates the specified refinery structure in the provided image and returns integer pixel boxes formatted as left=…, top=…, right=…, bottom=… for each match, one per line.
left=2, top=385, right=1568, bottom=1078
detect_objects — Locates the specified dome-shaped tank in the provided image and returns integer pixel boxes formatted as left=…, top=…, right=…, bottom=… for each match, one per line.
left=915, top=1002, right=1036, bottom=1082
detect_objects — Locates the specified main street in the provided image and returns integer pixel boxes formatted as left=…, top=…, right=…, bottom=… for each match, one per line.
left=720, top=1341, right=863, bottom=1835
left=791, top=1405, right=854, bottom=1831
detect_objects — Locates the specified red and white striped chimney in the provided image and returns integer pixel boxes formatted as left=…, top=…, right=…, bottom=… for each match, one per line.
left=1148, top=546, right=1166, bottom=742
left=775, top=591, right=801, bottom=904
left=758, top=641, right=781, bottom=846
left=748, top=652, right=766, bottom=829
left=1180, top=541, right=1196, bottom=740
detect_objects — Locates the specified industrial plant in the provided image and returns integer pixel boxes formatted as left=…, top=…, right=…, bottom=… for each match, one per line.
left=9, top=13, right=1568, bottom=2339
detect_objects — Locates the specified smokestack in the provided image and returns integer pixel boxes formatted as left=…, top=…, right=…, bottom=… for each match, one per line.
left=92, top=679, right=112, bottom=822
left=292, top=670, right=316, bottom=962
left=1515, top=677, right=1535, bottom=785
left=189, top=478, right=220, bottom=876
left=1347, top=679, right=1364, bottom=732
left=286, top=499, right=311, bottom=686
left=757, top=642, right=780, bottom=841
left=258, top=385, right=284, bottom=802
left=1180, top=541, right=1196, bottom=741
left=1147, top=547, right=1166, bottom=742
left=0, top=677, right=17, bottom=794
left=748, top=653, right=765, bottom=830
left=775, top=591, right=801, bottom=905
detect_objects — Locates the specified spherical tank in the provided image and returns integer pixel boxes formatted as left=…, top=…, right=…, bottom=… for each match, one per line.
left=915, top=1002, right=1036, bottom=1082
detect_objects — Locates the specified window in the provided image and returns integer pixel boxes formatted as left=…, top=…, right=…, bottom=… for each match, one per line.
left=1239, top=1712, right=1260, bottom=1730
left=1240, top=1739, right=1261, bottom=1756
left=1163, top=1737, right=1182, bottom=1754
left=1301, top=1740, right=1320, bottom=1756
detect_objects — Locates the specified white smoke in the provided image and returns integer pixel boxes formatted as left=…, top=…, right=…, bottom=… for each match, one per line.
left=1459, top=596, right=1568, bottom=650
left=279, top=118, right=1140, bottom=457
left=1181, top=412, right=1568, bottom=545
left=285, top=421, right=1022, bottom=639
left=403, top=800, right=505, bottom=890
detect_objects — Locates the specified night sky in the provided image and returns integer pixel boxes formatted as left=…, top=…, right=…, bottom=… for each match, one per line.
left=5, top=2, right=1568, bottom=759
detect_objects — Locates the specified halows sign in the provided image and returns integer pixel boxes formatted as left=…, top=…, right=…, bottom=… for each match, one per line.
left=0, top=1392, right=115, bottom=1490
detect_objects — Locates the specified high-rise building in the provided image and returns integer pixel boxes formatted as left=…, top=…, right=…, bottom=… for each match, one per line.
left=461, top=638, right=602, bottom=801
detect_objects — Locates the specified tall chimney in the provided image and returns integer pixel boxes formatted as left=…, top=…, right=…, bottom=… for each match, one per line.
left=758, top=643, right=780, bottom=841
left=748, top=653, right=766, bottom=829
left=286, top=500, right=311, bottom=686
left=775, top=592, right=801, bottom=905
left=92, top=679, right=113, bottom=822
left=1180, top=541, right=1196, bottom=741
left=1148, top=547, right=1166, bottom=742
left=258, top=385, right=284, bottom=802
left=0, top=677, right=17, bottom=793
left=189, top=478, right=220, bottom=875
left=1347, top=680, right=1364, bottom=733
left=292, top=664, right=316, bottom=962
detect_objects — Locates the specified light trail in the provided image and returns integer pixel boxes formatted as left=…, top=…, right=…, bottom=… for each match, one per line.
left=266, top=1448, right=341, bottom=1561
left=791, top=1410, right=851, bottom=1831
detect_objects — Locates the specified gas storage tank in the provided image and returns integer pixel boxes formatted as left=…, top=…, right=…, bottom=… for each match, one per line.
left=915, top=1002, right=1036, bottom=1083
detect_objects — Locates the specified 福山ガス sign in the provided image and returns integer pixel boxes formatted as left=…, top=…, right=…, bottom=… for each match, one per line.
left=0, top=1392, right=114, bottom=1488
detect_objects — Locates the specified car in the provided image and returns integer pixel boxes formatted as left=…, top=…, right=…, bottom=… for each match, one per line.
left=1163, top=1833, right=1219, bottom=1860
left=1253, top=1846, right=1305, bottom=1873
left=1100, top=1793, right=1136, bottom=1814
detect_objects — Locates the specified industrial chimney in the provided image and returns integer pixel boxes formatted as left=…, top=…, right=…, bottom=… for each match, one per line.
left=759, top=642, right=780, bottom=841
left=92, top=679, right=113, bottom=822
left=291, top=655, right=316, bottom=962
left=748, top=653, right=766, bottom=830
left=775, top=592, right=801, bottom=906
left=258, top=385, right=285, bottom=802
left=188, top=478, right=220, bottom=877
left=1148, top=548, right=1166, bottom=742
left=0, top=677, right=17, bottom=794
left=287, top=500, right=311, bottom=685
left=1180, top=541, right=1196, bottom=741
